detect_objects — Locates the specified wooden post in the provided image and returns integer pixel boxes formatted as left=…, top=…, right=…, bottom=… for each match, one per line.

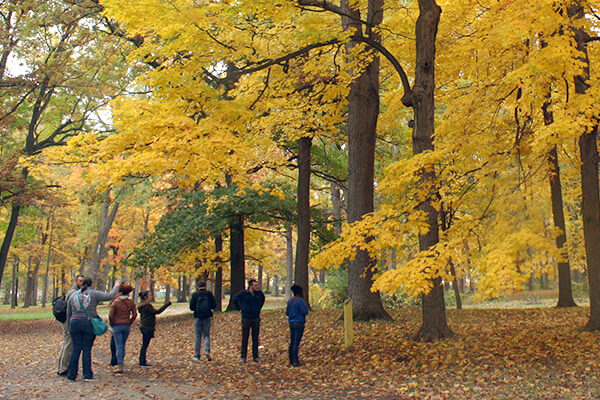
left=344, top=298, right=353, bottom=351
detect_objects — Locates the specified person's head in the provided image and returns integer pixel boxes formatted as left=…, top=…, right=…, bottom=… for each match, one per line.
left=139, top=290, right=152, bottom=302
left=81, top=277, right=93, bottom=292
left=248, top=279, right=258, bottom=292
left=75, top=274, right=85, bottom=288
left=119, top=284, right=133, bottom=296
left=197, top=281, right=207, bottom=291
left=291, top=284, right=303, bottom=298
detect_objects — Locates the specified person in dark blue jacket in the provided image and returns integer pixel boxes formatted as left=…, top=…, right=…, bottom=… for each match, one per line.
left=233, top=279, right=265, bottom=362
left=286, top=284, right=309, bottom=367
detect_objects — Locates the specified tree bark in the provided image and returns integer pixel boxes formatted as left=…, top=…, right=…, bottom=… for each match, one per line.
left=295, top=136, right=312, bottom=308
left=87, top=189, right=119, bottom=283
left=449, top=262, right=462, bottom=310
left=257, top=264, right=263, bottom=291
left=285, top=227, right=294, bottom=301
left=331, top=182, right=343, bottom=236
left=214, top=235, right=223, bottom=313
left=407, top=0, right=452, bottom=340
left=342, top=0, right=390, bottom=321
left=42, top=211, right=54, bottom=307
left=226, top=215, right=246, bottom=311
left=164, top=284, right=171, bottom=303
left=0, top=203, right=22, bottom=287
left=10, top=256, right=19, bottom=308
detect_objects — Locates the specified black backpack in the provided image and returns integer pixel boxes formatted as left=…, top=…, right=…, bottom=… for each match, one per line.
left=52, top=296, right=68, bottom=323
left=196, top=292, right=211, bottom=318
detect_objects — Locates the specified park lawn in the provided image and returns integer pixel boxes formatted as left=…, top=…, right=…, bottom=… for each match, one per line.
left=0, top=306, right=599, bottom=399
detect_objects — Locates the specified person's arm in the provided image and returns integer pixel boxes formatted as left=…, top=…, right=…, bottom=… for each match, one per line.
left=232, top=291, right=243, bottom=310
left=130, top=301, right=137, bottom=323
left=189, top=292, right=197, bottom=312
left=259, top=291, right=265, bottom=309
left=66, top=297, right=73, bottom=322
left=300, top=298, right=309, bottom=316
left=109, top=303, right=116, bottom=326
left=286, top=300, right=291, bottom=317
left=156, top=301, right=171, bottom=314
left=95, top=284, right=120, bottom=301
left=209, top=292, right=217, bottom=310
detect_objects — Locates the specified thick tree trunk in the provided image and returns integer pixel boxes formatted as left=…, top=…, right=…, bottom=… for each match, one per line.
left=0, top=203, right=22, bottom=287
left=87, top=190, right=119, bottom=283
left=164, top=284, right=171, bottom=304
left=407, top=0, right=451, bottom=340
left=226, top=215, right=245, bottom=311
left=257, top=264, right=263, bottom=291
left=295, top=136, right=312, bottom=308
left=265, top=273, right=270, bottom=293
left=42, top=212, right=54, bottom=308
left=285, top=227, right=294, bottom=301
left=274, top=275, right=280, bottom=296
left=342, top=0, right=390, bottom=321
left=214, top=235, right=223, bottom=313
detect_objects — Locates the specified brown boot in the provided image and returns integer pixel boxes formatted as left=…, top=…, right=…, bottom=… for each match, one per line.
left=115, top=364, right=123, bottom=374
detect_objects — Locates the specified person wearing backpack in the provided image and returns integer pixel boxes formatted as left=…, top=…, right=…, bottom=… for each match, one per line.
left=233, top=279, right=265, bottom=362
left=66, top=277, right=121, bottom=381
left=56, top=274, right=84, bottom=376
left=137, top=290, right=172, bottom=367
left=189, top=280, right=217, bottom=361
left=286, top=284, right=309, bottom=367
left=109, top=284, right=137, bottom=374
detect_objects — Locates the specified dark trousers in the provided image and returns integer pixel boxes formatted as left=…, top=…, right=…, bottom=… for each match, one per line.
left=241, top=317, right=260, bottom=359
left=288, top=322, right=305, bottom=364
left=67, top=318, right=96, bottom=380
left=139, top=328, right=154, bottom=364
left=110, top=335, right=117, bottom=365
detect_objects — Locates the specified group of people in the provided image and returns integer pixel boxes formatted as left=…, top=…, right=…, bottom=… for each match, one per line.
left=57, top=275, right=309, bottom=381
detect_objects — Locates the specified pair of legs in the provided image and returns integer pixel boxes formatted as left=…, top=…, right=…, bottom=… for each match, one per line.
left=241, top=317, right=260, bottom=360
left=67, top=319, right=96, bottom=380
left=194, top=317, right=212, bottom=357
left=57, top=320, right=72, bottom=374
left=112, top=325, right=131, bottom=366
left=288, top=322, right=305, bottom=366
left=139, top=328, right=154, bottom=365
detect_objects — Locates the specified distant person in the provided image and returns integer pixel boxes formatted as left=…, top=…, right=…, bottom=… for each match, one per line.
left=137, top=290, right=171, bottom=366
left=233, top=279, right=265, bottom=362
left=189, top=280, right=217, bottom=361
left=109, top=284, right=137, bottom=373
left=286, top=284, right=309, bottom=367
left=66, top=277, right=121, bottom=381
left=56, top=274, right=84, bottom=376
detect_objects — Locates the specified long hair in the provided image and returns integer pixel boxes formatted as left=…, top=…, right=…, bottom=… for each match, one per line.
left=81, top=277, right=92, bottom=292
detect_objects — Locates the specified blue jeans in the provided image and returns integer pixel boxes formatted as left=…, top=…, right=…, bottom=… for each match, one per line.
left=288, top=322, right=305, bottom=364
left=112, top=324, right=131, bottom=365
left=194, top=317, right=211, bottom=356
left=67, top=318, right=95, bottom=380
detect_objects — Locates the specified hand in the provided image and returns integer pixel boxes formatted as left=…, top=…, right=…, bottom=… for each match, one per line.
left=167, top=301, right=172, bottom=306
left=114, top=279, right=122, bottom=287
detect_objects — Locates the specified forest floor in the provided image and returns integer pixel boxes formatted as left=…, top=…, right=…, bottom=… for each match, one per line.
left=1, top=306, right=600, bottom=399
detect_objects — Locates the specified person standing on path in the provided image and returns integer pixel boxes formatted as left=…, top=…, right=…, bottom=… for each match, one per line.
left=66, top=277, right=121, bottom=381
left=137, top=290, right=171, bottom=366
left=57, top=274, right=84, bottom=376
left=189, top=280, right=217, bottom=361
left=286, top=284, right=309, bottom=367
left=233, top=279, right=265, bottom=362
left=109, top=284, right=137, bottom=374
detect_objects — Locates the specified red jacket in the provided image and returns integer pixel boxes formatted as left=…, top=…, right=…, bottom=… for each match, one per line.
left=109, top=296, right=137, bottom=326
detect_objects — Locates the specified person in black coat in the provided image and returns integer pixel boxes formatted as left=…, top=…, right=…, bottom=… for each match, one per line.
left=232, top=279, right=265, bottom=362
left=137, top=291, right=171, bottom=366
left=189, top=280, right=217, bottom=361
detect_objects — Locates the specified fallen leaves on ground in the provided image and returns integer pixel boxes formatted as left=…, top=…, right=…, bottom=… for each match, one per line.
left=0, top=307, right=599, bottom=399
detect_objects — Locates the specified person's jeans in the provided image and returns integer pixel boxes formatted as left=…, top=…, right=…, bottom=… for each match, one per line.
left=139, top=328, right=154, bottom=365
left=194, top=317, right=212, bottom=356
left=112, top=324, right=131, bottom=365
left=67, top=318, right=95, bottom=380
left=241, top=317, right=260, bottom=359
left=288, top=322, right=305, bottom=364
left=57, top=320, right=72, bottom=373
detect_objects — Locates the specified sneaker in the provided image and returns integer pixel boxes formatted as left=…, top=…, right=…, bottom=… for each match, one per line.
left=240, top=357, right=246, bottom=363
left=253, top=357, right=260, bottom=363
left=139, top=363, right=152, bottom=367
left=192, top=356, right=200, bottom=361
left=58, top=371, right=68, bottom=376
left=205, top=354, right=212, bottom=361
left=84, top=377, right=97, bottom=382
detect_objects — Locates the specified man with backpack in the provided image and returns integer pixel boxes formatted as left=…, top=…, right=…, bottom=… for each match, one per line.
left=189, top=280, right=217, bottom=361
left=55, top=274, right=84, bottom=376
left=233, top=279, right=265, bottom=362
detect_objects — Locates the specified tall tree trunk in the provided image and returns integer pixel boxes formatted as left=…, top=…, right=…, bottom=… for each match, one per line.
left=214, top=235, right=223, bottom=313
left=42, top=211, right=54, bottom=308
left=295, top=136, right=312, bottom=308
left=164, top=283, right=171, bottom=304
left=331, top=182, right=343, bottom=236
left=226, top=215, right=245, bottom=311
left=449, top=262, right=462, bottom=310
left=23, top=256, right=33, bottom=308
left=568, top=3, right=600, bottom=330
left=265, top=273, right=270, bottom=293
left=0, top=203, right=22, bottom=287
left=257, top=264, right=263, bottom=291
left=285, top=227, right=294, bottom=301
left=87, top=189, right=119, bottom=283
left=342, top=0, right=390, bottom=321
left=405, top=0, right=451, bottom=340
left=11, top=256, right=19, bottom=308
left=274, top=275, right=280, bottom=296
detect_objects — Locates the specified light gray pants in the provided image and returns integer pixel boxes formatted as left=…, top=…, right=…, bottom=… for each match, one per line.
left=57, top=320, right=72, bottom=373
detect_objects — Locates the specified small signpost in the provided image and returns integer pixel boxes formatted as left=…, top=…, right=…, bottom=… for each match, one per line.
left=343, top=298, right=353, bottom=351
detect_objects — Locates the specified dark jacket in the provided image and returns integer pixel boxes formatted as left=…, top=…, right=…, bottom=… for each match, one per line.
left=286, top=297, right=309, bottom=324
left=138, top=301, right=171, bottom=330
left=189, top=290, right=217, bottom=319
left=233, top=289, right=265, bottom=319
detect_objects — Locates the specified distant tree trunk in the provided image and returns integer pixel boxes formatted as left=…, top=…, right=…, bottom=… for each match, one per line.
left=0, top=203, right=22, bottom=288
left=331, top=182, right=343, bottom=236
left=342, top=0, right=390, bottom=321
left=214, top=235, right=223, bottom=313
left=3, top=282, right=10, bottom=304
left=164, top=284, right=171, bottom=304
left=449, top=262, right=462, bottom=310
left=257, top=264, right=263, bottom=291
left=11, top=256, right=19, bottom=308
left=87, top=189, right=119, bottom=283
left=285, top=227, right=294, bottom=301
left=149, top=276, right=155, bottom=299
left=265, top=273, right=270, bottom=293
left=23, top=256, right=33, bottom=308
left=226, top=215, right=245, bottom=311
left=295, top=136, right=312, bottom=309
left=274, top=275, right=280, bottom=297
left=42, top=211, right=55, bottom=307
